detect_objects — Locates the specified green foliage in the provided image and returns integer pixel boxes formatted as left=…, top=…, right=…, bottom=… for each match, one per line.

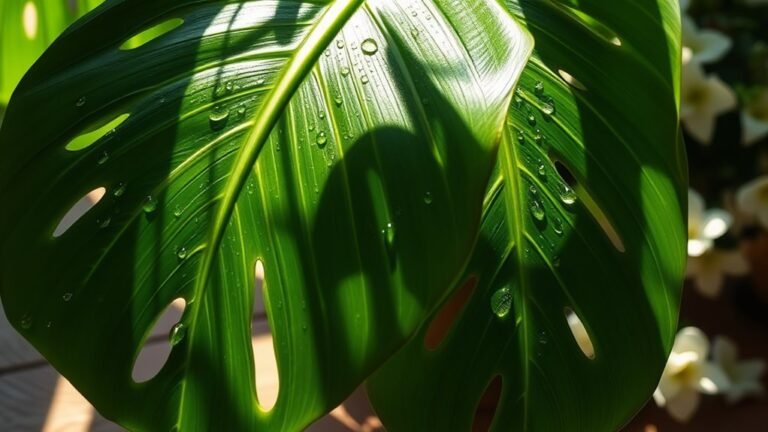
left=0, top=0, right=685, bottom=431
left=0, top=0, right=103, bottom=104
left=369, top=1, right=687, bottom=429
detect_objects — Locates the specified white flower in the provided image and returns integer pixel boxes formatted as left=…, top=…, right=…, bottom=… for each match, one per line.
left=742, top=88, right=768, bottom=145
left=712, top=336, right=766, bottom=404
left=687, top=189, right=732, bottom=257
left=686, top=249, right=749, bottom=298
left=654, top=327, right=731, bottom=423
left=682, top=16, right=732, bottom=64
left=681, top=61, right=737, bottom=144
left=737, top=176, right=768, bottom=228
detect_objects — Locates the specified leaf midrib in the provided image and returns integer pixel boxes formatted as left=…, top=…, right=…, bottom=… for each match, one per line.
left=179, top=0, right=365, bottom=424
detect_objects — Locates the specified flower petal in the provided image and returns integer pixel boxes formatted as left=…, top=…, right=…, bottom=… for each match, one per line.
left=741, top=111, right=768, bottom=145
left=674, top=327, right=710, bottom=359
left=688, top=238, right=713, bottom=257
left=706, top=76, right=737, bottom=115
left=697, top=362, right=731, bottom=394
left=702, top=209, right=732, bottom=240
left=736, top=176, right=768, bottom=216
left=712, top=336, right=738, bottom=367
left=693, top=30, right=732, bottom=64
left=666, top=387, right=701, bottom=423
left=683, top=113, right=717, bottom=144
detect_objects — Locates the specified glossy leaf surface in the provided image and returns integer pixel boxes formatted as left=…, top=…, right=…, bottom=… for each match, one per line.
left=368, top=0, right=687, bottom=430
left=0, top=0, right=532, bottom=430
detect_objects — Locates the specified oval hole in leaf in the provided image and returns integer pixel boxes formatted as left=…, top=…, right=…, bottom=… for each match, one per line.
left=564, top=307, right=595, bottom=359
left=472, top=375, right=502, bottom=432
left=253, top=260, right=279, bottom=411
left=424, top=276, right=478, bottom=350
left=553, top=160, right=626, bottom=253
left=53, top=187, right=106, bottom=237
left=557, top=69, right=587, bottom=91
left=22, top=1, right=38, bottom=40
left=131, top=298, right=186, bottom=383
left=65, top=113, right=130, bottom=151
left=119, top=18, right=184, bottom=51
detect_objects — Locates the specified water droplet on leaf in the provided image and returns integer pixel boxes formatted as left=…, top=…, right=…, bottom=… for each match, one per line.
left=560, top=184, right=577, bottom=206
left=491, top=287, right=512, bottom=319
left=209, top=109, right=229, bottom=131
left=361, top=38, right=378, bottom=55
left=143, top=196, right=157, bottom=214
left=169, top=323, right=187, bottom=346
left=530, top=200, right=546, bottom=221
left=316, top=131, right=328, bottom=148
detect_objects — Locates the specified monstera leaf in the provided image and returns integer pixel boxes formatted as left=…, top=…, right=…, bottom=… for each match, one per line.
left=368, top=0, right=686, bottom=431
left=0, top=0, right=533, bottom=430
left=0, top=0, right=103, bottom=104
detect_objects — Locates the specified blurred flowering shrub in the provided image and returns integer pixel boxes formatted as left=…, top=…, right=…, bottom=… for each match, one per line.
left=656, top=0, right=768, bottom=423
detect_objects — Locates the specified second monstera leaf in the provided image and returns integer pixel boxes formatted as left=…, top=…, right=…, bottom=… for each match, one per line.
left=368, top=1, right=687, bottom=431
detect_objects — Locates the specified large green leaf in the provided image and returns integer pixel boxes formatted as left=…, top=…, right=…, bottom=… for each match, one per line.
left=0, top=0, right=103, bottom=104
left=0, top=0, right=532, bottom=430
left=368, top=0, right=686, bottom=430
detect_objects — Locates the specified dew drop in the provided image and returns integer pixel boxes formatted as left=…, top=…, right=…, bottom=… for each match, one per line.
left=538, top=165, right=546, bottom=178
left=334, top=94, right=343, bottom=106
left=534, top=132, right=543, bottom=145
left=423, top=191, right=433, bottom=205
left=411, top=28, right=419, bottom=38
left=382, top=222, right=395, bottom=248
left=361, top=38, right=378, bottom=55
left=324, top=49, right=331, bottom=57
left=169, top=323, right=187, bottom=346
left=491, top=287, right=512, bottom=319
left=534, top=81, right=544, bottom=96
left=62, top=293, right=73, bottom=302
left=560, top=184, right=578, bottom=206
left=517, top=131, right=525, bottom=144
left=177, top=247, right=188, bottom=260
left=336, top=39, right=345, bottom=49
left=541, top=102, right=555, bottom=116
left=20, top=315, right=33, bottom=330
left=361, top=75, right=369, bottom=85
left=209, top=108, right=229, bottom=131
left=316, top=131, right=328, bottom=148
left=225, top=81, right=233, bottom=92
left=527, top=114, right=537, bottom=126
left=98, top=217, right=111, bottom=229
left=256, top=77, right=266, bottom=86
left=143, top=196, right=158, bottom=214
left=530, top=200, right=546, bottom=221
left=173, top=206, right=183, bottom=218
left=341, top=66, right=350, bottom=77
left=97, top=151, right=109, bottom=165
left=113, top=183, right=127, bottom=197
left=553, top=217, right=564, bottom=235
left=75, top=96, right=87, bottom=108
